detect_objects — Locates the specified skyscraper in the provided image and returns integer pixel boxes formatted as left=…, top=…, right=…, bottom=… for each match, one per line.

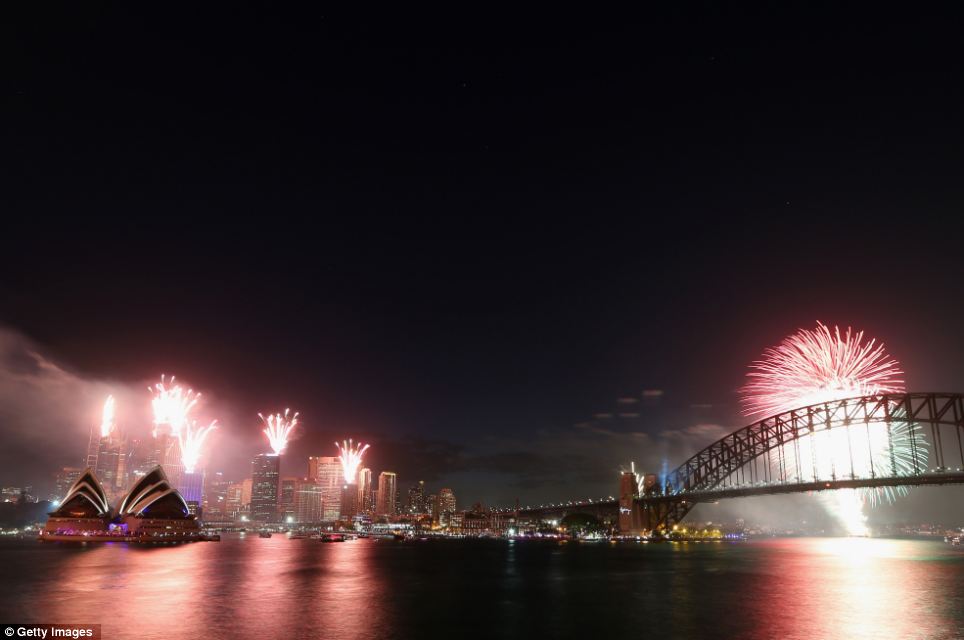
left=251, top=454, right=280, bottom=523
left=437, top=487, right=456, bottom=519
left=203, top=471, right=230, bottom=520
left=294, top=478, right=322, bottom=524
left=358, top=468, right=372, bottom=513
left=376, top=472, right=397, bottom=516
left=406, top=481, right=425, bottom=514
left=225, top=482, right=245, bottom=519
left=280, top=477, right=298, bottom=523
left=86, top=427, right=128, bottom=499
left=308, top=456, right=343, bottom=520
left=340, top=483, right=359, bottom=518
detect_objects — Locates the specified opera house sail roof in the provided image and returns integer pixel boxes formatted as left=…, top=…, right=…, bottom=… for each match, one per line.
left=117, top=466, right=190, bottom=519
left=42, top=465, right=207, bottom=542
left=50, top=468, right=111, bottom=518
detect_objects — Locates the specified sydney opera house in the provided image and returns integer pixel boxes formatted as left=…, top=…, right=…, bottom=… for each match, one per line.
left=40, top=466, right=211, bottom=542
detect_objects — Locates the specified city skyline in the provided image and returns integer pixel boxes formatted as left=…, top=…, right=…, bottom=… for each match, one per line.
left=5, top=7, right=964, bottom=527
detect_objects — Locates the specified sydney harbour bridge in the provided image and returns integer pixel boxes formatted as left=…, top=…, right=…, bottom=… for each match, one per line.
left=515, top=393, right=964, bottom=533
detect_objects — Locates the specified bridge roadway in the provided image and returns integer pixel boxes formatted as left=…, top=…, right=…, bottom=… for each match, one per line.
left=513, top=472, right=964, bottom=522
left=642, top=472, right=964, bottom=503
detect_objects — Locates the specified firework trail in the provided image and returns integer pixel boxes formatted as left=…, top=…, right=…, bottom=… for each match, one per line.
left=260, top=409, right=298, bottom=455
left=149, top=375, right=200, bottom=437
left=179, top=419, right=217, bottom=473
left=100, top=395, right=116, bottom=438
left=335, top=439, right=370, bottom=484
left=739, top=322, right=925, bottom=535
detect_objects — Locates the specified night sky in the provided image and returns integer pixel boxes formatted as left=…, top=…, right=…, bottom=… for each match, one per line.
left=4, top=8, right=964, bottom=520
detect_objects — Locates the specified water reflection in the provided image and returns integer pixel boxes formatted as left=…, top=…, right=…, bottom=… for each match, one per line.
left=1, top=536, right=961, bottom=640
left=744, top=538, right=962, bottom=640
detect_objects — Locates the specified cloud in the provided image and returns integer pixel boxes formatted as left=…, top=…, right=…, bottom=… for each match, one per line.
left=0, top=326, right=240, bottom=495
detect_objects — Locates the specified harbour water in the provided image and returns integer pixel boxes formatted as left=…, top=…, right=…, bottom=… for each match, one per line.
left=1, top=536, right=962, bottom=639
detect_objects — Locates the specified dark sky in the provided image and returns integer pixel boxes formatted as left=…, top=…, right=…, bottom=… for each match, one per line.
left=3, top=7, right=964, bottom=520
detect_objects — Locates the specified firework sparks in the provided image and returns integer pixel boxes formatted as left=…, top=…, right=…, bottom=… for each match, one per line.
left=149, top=375, right=200, bottom=437
left=100, top=395, right=116, bottom=438
left=739, top=321, right=924, bottom=535
left=335, top=439, right=370, bottom=484
left=179, top=419, right=217, bottom=473
left=260, top=409, right=298, bottom=455
left=740, top=322, right=904, bottom=418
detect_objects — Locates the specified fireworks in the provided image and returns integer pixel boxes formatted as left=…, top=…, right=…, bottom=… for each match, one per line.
left=149, top=375, right=200, bottom=437
left=740, top=321, right=924, bottom=535
left=260, top=409, right=298, bottom=455
left=335, top=439, right=370, bottom=484
left=740, top=322, right=904, bottom=418
left=179, top=419, right=217, bottom=473
left=100, top=395, right=116, bottom=438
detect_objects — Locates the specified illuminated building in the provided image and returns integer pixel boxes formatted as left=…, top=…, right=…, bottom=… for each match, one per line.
left=358, top=468, right=372, bottom=513
left=85, top=428, right=128, bottom=499
left=376, top=472, right=397, bottom=516
left=294, top=478, right=322, bottom=524
left=437, top=487, right=456, bottom=520
left=251, top=454, right=280, bottom=523
left=406, top=481, right=425, bottom=514
left=280, top=477, right=298, bottom=522
left=41, top=466, right=201, bottom=541
left=308, top=456, right=342, bottom=520
left=114, top=466, right=199, bottom=537
left=203, top=471, right=230, bottom=520
left=225, top=482, right=245, bottom=519
left=340, top=483, right=359, bottom=518
left=44, top=468, right=111, bottom=535
left=241, top=478, right=252, bottom=508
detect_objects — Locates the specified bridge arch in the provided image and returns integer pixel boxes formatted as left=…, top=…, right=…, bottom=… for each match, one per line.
left=638, top=392, right=964, bottom=531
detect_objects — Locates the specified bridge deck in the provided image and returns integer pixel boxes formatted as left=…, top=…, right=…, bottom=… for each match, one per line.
left=640, top=473, right=964, bottom=504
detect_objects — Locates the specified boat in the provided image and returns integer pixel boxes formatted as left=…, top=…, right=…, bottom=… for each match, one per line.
left=320, top=533, right=346, bottom=542
left=259, top=531, right=272, bottom=538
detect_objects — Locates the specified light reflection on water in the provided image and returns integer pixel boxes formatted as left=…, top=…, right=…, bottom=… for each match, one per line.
left=0, top=536, right=961, bottom=639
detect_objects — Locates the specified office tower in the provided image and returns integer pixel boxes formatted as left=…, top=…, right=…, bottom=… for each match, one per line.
left=294, top=478, right=322, bottom=523
left=251, top=454, right=281, bottom=522
left=340, top=483, right=359, bottom=518
left=241, top=478, right=252, bottom=508
left=376, top=472, right=397, bottom=516
left=437, top=487, right=456, bottom=518
left=407, top=481, right=425, bottom=514
left=280, top=477, right=298, bottom=523
left=358, top=468, right=372, bottom=513
left=85, top=427, right=128, bottom=498
left=203, top=472, right=230, bottom=520
left=225, top=482, right=245, bottom=519
left=308, top=456, right=342, bottom=520
left=427, top=494, right=438, bottom=522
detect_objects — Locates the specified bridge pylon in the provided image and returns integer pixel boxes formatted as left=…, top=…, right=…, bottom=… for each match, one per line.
left=618, top=472, right=644, bottom=534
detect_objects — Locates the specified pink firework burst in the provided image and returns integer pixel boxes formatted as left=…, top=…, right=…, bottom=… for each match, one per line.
left=740, top=321, right=904, bottom=418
